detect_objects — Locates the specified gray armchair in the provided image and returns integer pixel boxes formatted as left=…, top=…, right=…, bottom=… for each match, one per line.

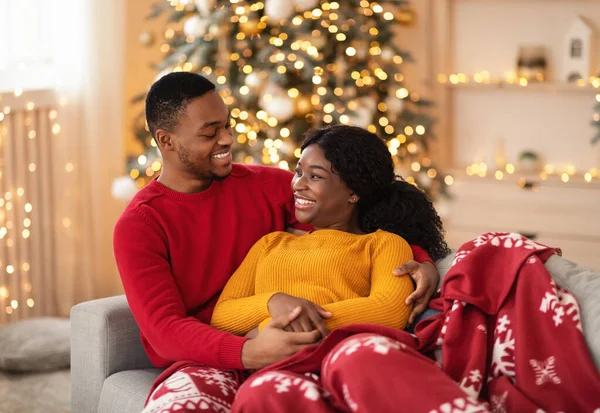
left=70, top=295, right=163, bottom=413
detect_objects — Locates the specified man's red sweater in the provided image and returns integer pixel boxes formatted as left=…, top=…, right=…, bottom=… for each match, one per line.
left=113, top=164, right=432, bottom=371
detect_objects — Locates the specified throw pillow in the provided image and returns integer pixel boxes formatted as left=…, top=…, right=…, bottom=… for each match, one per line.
left=0, top=317, right=70, bottom=372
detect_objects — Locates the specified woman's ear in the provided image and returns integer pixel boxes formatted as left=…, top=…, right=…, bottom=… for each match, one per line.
left=348, top=192, right=360, bottom=204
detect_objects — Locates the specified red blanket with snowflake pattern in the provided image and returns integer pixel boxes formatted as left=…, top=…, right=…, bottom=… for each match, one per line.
left=259, top=232, right=600, bottom=412
left=415, top=232, right=600, bottom=412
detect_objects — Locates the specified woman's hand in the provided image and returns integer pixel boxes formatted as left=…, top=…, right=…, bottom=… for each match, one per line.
left=393, top=261, right=439, bottom=324
left=268, top=293, right=332, bottom=338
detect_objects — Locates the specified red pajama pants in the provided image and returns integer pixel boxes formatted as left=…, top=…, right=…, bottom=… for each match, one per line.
left=143, top=334, right=488, bottom=413
left=142, top=366, right=244, bottom=413
left=236, top=333, right=489, bottom=413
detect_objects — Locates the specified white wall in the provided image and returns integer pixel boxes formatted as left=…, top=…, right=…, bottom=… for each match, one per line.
left=451, top=1, right=600, bottom=170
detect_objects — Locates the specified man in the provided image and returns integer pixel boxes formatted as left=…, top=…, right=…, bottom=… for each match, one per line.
left=114, top=72, right=440, bottom=413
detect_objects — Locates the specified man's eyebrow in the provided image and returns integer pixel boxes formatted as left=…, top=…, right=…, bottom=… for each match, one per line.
left=198, top=111, right=231, bottom=130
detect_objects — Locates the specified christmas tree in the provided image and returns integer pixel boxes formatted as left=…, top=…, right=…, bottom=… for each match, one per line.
left=128, top=0, right=449, bottom=196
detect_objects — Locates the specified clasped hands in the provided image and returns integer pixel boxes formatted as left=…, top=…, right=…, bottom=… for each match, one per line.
left=240, top=260, right=438, bottom=370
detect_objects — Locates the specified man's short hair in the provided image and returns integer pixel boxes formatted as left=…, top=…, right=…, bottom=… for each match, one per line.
left=145, top=72, right=216, bottom=138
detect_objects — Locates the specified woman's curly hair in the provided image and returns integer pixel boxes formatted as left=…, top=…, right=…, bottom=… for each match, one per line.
left=301, top=125, right=450, bottom=262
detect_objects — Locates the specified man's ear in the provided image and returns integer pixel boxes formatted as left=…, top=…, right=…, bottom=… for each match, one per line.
left=155, top=129, right=174, bottom=152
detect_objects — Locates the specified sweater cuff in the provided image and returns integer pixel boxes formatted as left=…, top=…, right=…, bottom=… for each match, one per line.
left=411, top=245, right=434, bottom=264
left=219, top=334, right=248, bottom=370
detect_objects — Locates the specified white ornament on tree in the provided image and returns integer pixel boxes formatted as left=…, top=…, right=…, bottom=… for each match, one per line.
left=385, top=94, right=405, bottom=114
left=294, top=0, right=320, bottom=12
left=111, top=176, right=139, bottom=203
left=348, top=96, right=376, bottom=129
left=260, top=81, right=286, bottom=101
left=155, top=68, right=172, bottom=82
left=265, top=0, right=296, bottom=23
left=418, top=173, right=432, bottom=189
left=194, top=0, right=216, bottom=16
left=264, top=96, right=295, bottom=123
left=381, top=47, right=395, bottom=62
left=245, top=72, right=262, bottom=88
left=183, top=15, right=209, bottom=38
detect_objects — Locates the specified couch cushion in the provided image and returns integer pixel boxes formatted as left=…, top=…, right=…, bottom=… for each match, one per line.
left=0, top=317, right=70, bottom=372
left=545, top=255, right=600, bottom=372
left=98, top=368, right=162, bottom=413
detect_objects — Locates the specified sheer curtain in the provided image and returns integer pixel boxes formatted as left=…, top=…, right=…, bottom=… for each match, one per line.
left=0, top=0, right=126, bottom=324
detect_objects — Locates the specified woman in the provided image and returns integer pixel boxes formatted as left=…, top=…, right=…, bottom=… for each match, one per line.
left=209, top=126, right=479, bottom=412
left=211, top=124, right=448, bottom=337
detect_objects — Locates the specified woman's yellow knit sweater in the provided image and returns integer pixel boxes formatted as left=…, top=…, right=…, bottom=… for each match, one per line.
left=210, top=229, right=414, bottom=335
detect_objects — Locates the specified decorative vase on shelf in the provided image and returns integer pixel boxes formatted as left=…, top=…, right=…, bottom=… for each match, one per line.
left=518, top=150, right=542, bottom=173
left=517, top=45, right=547, bottom=82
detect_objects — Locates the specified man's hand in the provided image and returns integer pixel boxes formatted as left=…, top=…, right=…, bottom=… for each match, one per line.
left=241, top=307, right=321, bottom=370
left=268, top=293, right=331, bottom=337
left=393, top=260, right=439, bottom=324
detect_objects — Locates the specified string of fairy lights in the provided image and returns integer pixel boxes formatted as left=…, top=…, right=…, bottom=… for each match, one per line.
left=438, top=71, right=600, bottom=89
left=0, top=89, right=64, bottom=317
left=438, top=70, right=600, bottom=185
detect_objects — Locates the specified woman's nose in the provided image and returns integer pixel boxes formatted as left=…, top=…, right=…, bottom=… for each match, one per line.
left=292, top=175, right=306, bottom=192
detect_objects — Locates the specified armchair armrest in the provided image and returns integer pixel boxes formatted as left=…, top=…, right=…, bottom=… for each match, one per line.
left=71, top=295, right=153, bottom=413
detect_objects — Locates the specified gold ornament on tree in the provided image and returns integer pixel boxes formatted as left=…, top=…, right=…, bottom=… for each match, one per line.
left=396, top=7, right=416, bottom=27
left=239, top=15, right=264, bottom=36
left=295, top=95, right=312, bottom=116
left=139, top=30, right=154, bottom=47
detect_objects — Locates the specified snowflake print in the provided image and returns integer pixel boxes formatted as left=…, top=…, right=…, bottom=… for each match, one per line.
left=327, top=337, right=363, bottom=365
left=473, top=232, right=503, bottom=247
left=459, top=369, right=483, bottom=399
left=249, top=372, right=321, bottom=401
left=363, top=335, right=403, bottom=354
left=452, top=249, right=471, bottom=266
left=145, top=367, right=234, bottom=413
left=327, top=335, right=402, bottom=367
left=496, top=315, right=510, bottom=334
left=190, top=368, right=238, bottom=396
left=522, top=238, right=546, bottom=250
left=491, top=326, right=515, bottom=381
left=557, top=287, right=583, bottom=332
left=342, top=384, right=358, bottom=412
left=540, top=284, right=583, bottom=331
left=472, top=232, right=546, bottom=251
left=529, top=356, right=561, bottom=385
left=429, top=396, right=489, bottom=413
left=490, top=233, right=525, bottom=248
left=490, top=391, right=508, bottom=413
left=469, top=370, right=483, bottom=382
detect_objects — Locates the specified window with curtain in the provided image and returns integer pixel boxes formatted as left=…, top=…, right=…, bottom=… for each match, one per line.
left=0, top=0, right=126, bottom=325
left=0, top=0, right=57, bottom=93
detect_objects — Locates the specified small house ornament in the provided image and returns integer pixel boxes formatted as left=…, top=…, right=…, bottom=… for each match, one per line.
left=560, top=16, right=594, bottom=83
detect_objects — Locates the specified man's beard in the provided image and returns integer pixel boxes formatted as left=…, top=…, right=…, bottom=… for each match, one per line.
left=177, top=145, right=230, bottom=181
